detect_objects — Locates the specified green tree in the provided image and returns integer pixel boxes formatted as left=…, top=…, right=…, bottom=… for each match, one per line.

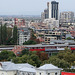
left=7, top=28, right=12, bottom=39
left=23, top=40, right=37, bottom=45
left=0, top=50, right=16, bottom=61
left=13, top=26, right=18, bottom=45
left=20, top=49, right=29, bottom=56
left=48, top=56, right=70, bottom=68
left=66, top=37, right=72, bottom=40
left=21, top=55, right=29, bottom=63
left=30, top=54, right=41, bottom=67
left=2, top=24, right=7, bottom=44
left=13, top=57, right=22, bottom=63
left=27, top=59, right=36, bottom=66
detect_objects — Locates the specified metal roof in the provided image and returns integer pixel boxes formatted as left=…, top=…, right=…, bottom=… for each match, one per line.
left=19, top=67, right=36, bottom=72
left=24, top=44, right=68, bottom=48
left=0, top=62, right=35, bottom=72
left=38, top=64, right=61, bottom=70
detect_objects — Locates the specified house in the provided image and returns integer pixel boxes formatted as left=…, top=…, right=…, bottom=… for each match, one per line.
left=0, top=61, right=36, bottom=75
left=36, top=64, right=62, bottom=75
left=0, top=62, right=63, bottom=75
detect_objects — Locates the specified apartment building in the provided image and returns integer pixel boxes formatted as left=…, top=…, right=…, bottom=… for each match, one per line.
left=60, top=11, right=74, bottom=25
left=14, top=18, right=25, bottom=27
left=18, top=27, right=30, bottom=45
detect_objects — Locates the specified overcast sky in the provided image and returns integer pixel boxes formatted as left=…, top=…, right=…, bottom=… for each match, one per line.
left=0, top=0, right=75, bottom=15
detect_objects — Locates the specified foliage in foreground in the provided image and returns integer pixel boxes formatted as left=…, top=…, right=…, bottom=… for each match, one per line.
left=0, top=48, right=75, bottom=69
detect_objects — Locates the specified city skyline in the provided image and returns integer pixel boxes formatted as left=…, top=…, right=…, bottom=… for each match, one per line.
left=0, top=0, right=75, bottom=15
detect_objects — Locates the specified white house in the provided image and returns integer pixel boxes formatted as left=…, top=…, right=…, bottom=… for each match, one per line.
left=36, top=64, right=62, bottom=75
left=0, top=62, right=62, bottom=75
left=0, top=62, right=36, bottom=75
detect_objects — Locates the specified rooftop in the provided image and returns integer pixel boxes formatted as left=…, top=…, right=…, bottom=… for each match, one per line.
left=38, top=64, right=61, bottom=70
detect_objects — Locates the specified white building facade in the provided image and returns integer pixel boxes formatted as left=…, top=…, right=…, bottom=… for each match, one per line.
left=43, top=18, right=59, bottom=29
left=0, top=62, right=62, bottom=75
left=36, top=64, right=62, bottom=75
left=18, top=27, right=30, bottom=45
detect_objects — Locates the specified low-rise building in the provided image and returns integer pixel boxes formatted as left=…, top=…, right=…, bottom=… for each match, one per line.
left=14, top=18, right=25, bottom=28
left=43, top=18, right=59, bottom=29
left=36, top=64, right=62, bottom=75
left=0, top=62, right=36, bottom=75
left=18, top=27, right=30, bottom=45
left=0, top=62, right=62, bottom=75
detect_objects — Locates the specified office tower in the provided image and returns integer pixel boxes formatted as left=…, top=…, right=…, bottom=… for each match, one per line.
left=41, top=1, right=59, bottom=20
left=47, top=1, right=59, bottom=20
left=44, top=9, right=48, bottom=19
left=60, top=11, right=74, bottom=23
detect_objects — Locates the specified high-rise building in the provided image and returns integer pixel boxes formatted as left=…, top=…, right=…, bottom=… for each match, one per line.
left=47, top=1, right=59, bottom=20
left=60, top=11, right=74, bottom=23
left=41, top=1, right=59, bottom=21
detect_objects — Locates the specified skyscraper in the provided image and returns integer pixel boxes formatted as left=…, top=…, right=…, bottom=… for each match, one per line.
left=47, top=1, right=59, bottom=20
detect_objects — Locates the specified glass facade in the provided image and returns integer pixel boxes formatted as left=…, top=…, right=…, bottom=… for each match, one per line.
left=51, top=1, right=59, bottom=20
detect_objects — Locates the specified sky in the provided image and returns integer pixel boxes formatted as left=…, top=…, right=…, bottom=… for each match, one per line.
left=0, top=0, right=75, bottom=15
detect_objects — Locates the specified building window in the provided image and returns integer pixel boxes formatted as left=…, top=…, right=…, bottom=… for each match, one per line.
left=48, top=73, right=50, bottom=75
left=55, top=72, right=57, bottom=75
left=33, top=74, right=35, bottom=75
left=28, top=73, right=30, bottom=75
left=40, top=73, right=41, bottom=75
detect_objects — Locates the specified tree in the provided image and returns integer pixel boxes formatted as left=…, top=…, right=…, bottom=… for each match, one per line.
left=0, top=25, right=3, bottom=44
left=66, top=37, right=72, bottom=40
left=2, top=24, right=7, bottom=44
left=23, top=40, right=37, bottom=45
left=40, top=52, right=48, bottom=61
left=30, top=54, right=41, bottom=67
left=0, top=50, right=16, bottom=61
left=27, top=59, right=36, bottom=66
left=30, top=29, right=36, bottom=40
left=36, top=51, right=49, bottom=61
left=36, top=51, right=41, bottom=58
left=20, top=49, right=29, bottom=56
left=7, top=27, right=12, bottom=39
left=13, top=26, right=18, bottom=45
left=13, top=57, right=22, bottom=63
left=48, top=56, right=70, bottom=68
left=0, top=25, right=13, bottom=45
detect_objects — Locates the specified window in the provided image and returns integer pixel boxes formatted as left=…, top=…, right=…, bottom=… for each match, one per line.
left=48, top=73, right=50, bottom=75
left=40, top=73, right=41, bottom=75
left=22, top=73, right=24, bottom=75
left=28, top=73, right=30, bottom=75
left=33, top=74, right=35, bottom=75
left=55, top=72, right=57, bottom=75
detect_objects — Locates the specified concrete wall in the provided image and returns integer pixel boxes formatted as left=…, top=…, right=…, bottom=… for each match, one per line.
left=36, top=69, right=61, bottom=75
left=0, top=70, right=17, bottom=75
